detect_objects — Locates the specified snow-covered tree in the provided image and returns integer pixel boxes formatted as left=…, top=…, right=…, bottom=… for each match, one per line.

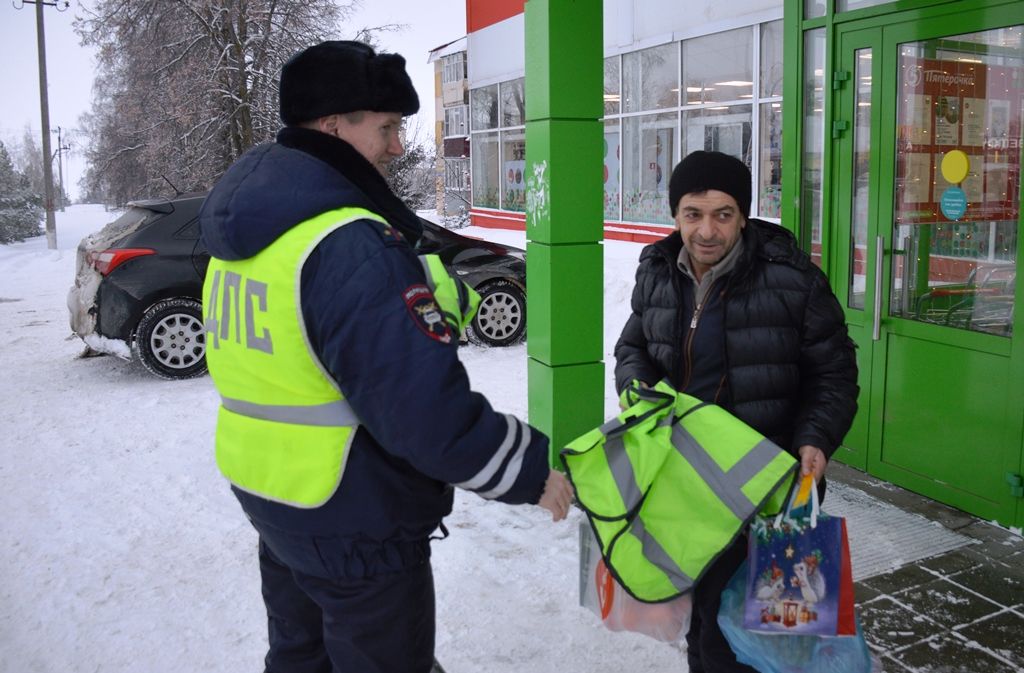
left=385, top=122, right=435, bottom=210
left=0, top=142, right=44, bottom=244
left=76, top=0, right=369, bottom=205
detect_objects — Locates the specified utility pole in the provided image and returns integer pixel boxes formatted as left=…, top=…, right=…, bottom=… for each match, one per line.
left=15, top=0, right=71, bottom=249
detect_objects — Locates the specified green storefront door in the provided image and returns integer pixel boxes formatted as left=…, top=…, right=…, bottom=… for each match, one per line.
left=832, top=8, right=1024, bottom=528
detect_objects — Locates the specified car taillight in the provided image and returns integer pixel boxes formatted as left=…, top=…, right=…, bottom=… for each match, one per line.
left=89, top=248, right=156, bottom=276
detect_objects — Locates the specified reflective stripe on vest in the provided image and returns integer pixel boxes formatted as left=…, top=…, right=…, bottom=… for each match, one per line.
left=418, top=254, right=481, bottom=333
left=202, top=207, right=387, bottom=508
left=561, top=380, right=796, bottom=602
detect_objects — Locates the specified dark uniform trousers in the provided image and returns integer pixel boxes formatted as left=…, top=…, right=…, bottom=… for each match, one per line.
left=259, top=538, right=436, bottom=673
left=685, top=535, right=758, bottom=673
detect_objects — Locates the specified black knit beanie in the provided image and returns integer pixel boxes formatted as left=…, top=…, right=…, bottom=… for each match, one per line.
left=668, top=151, right=752, bottom=217
left=279, top=40, right=420, bottom=125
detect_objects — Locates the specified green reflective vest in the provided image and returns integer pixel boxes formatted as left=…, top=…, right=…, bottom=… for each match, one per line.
left=202, top=207, right=476, bottom=508
left=561, top=380, right=797, bottom=602
left=418, top=254, right=481, bottom=334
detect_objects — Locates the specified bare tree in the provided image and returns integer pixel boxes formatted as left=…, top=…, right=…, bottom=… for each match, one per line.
left=76, top=0, right=375, bottom=204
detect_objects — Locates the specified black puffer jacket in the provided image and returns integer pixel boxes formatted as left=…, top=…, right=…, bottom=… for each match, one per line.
left=614, top=219, right=859, bottom=458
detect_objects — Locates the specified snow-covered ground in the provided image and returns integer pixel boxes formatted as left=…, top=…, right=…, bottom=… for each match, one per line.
left=0, top=205, right=687, bottom=672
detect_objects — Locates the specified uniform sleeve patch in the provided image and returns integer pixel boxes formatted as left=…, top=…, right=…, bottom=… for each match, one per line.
left=403, top=285, right=453, bottom=344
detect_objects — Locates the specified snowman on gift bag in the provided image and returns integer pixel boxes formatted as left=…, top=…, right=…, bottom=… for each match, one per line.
left=791, top=553, right=827, bottom=605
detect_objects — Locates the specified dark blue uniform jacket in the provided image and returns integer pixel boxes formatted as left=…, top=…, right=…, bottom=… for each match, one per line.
left=200, top=128, right=550, bottom=579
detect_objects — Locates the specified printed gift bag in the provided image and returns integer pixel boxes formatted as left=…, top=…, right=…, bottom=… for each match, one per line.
left=742, top=477, right=856, bottom=637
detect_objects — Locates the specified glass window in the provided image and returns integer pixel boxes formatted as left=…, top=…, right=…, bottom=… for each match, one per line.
left=837, top=0, right=892, bottom=11
left=500, top=78, right=526, bottom=127
left=623, top=43, right=678, bottom=113
left=471, top=85, right=498, bottom=131
left=445, top=157, right=470, bottom=193
left=683, top=28, right=753, bottom=105
left=604, top=119, right=621, bottom=220
left=848, top=49, right=872, bottom=310
left=472, top=132, right=499, bottom=208
left=442, top=53, right=466, bottom=84
left=760, top=21, right=784, bottom=98
left=444, top=105, right=468, bottom=138
left=802, top=29, right=826, bottom=266
left=682, top=105, right=752, bottom=164
left=501, top=130, right=526, bottom=212
left=622, top=113, right=675, bottom=225
left=804, top=0, right=826, bottom=19
left=758, top=103, right=783, bottom=219
left=890, top=26, right=1022, bottom=336
left=604, top=56, right=621, bottom=116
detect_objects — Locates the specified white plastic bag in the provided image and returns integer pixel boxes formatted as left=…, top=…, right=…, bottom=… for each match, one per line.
left=579, top=522, right=691, bottom=643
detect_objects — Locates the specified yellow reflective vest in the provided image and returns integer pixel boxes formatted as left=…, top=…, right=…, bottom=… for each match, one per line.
left=561, top=380, right=797, bottom=602
left=202, top=207, right=477, bottom=508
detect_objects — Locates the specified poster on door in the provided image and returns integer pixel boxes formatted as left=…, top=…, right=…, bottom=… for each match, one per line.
left=895, top=54, right=1022, bottom=225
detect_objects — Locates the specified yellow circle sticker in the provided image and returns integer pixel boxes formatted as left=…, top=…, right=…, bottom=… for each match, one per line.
left=941, top=150, right=970, bottom=185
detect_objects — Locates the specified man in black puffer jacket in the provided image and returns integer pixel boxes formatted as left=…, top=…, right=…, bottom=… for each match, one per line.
left=614, top=151, right=858, bottom=673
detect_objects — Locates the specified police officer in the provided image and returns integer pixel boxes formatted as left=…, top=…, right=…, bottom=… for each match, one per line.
left=200, top=41, right=573, bottom=673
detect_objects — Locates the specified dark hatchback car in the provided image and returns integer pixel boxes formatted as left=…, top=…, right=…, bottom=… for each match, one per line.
left=68, top=194, right=527, bottom=380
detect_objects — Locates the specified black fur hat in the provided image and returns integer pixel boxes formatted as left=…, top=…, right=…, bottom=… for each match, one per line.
left=279, top=40, right=420, bottom=125
left=668, top=151, right=752, bottom=217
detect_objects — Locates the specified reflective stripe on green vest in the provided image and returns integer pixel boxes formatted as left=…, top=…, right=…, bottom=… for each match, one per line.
left=561, top=380, right=797, bottom=602
left=418, top=254, right=480, bottom=333
left=201, top=207, right=386, bottom=508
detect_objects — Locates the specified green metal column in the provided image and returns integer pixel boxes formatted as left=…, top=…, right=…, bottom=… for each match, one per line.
left=524, top=0, right=604, bottom=459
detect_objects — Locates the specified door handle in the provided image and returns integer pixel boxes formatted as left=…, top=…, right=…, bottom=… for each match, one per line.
left=873, top=235, right=884, bottom=341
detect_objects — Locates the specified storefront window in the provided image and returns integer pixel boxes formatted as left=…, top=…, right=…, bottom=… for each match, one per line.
left=890, top=26, right=1022, bottom=336
left=802, top=29, right=826, bottom=266
left=472, top=132, right=499, bottom=208
left=758, top=103, right=783, bottom=219
left=836, top=0, right=893, bottom=12
left=683, top=28, right=753, bottom=105
left=604, top=119, right=621, bottom=220
left=604, top=56, right=621, bottom=116
left=501, top=130, right=526, bottom=212
left=761, top=21, right=784, bottom=98
left=682, top=105, right=752, bottom=163
left=623, top=113, right=675, bottom=225
left=623, top=43, right=678, bottom=113
left=804, top=0, right=826, bottom=19
left=471, top=84, right=498, bottom=131
left=500, top=78, right=525, bottom=127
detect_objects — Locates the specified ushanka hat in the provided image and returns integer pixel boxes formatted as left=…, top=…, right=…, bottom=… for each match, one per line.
left=668, top=150, right=752, bottom=217
left=279, top=40, right=420, bottom=125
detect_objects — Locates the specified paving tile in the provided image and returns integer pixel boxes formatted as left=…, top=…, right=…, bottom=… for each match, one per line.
left=955, top=523, right=1023, bottom=560
left=917, top=549, right=983, bottom=577
left=856, top=581, right=884, bottom=605
left=957, top=610, right=1024, bottom=670
left=858, top=597, right=935, bottom=651
left=890, top=632, right=1022, bottom=673
left=946, top=562, right=1024, bottom=608
left=864, top=564, right=939, bottom=596
left=894, top=577, right=1001, bottom=629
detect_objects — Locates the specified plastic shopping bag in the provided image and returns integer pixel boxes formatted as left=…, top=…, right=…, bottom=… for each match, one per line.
left=718, top=560, right=872, bottom=673
left=579, top=521, right=691, bottom=643
left=743, top=476, right=856, bottom=636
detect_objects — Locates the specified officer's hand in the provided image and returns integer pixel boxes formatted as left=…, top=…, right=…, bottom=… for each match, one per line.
left=538, top=469, right=573, bottom=522
left=798, top=445, right=827, bottom=482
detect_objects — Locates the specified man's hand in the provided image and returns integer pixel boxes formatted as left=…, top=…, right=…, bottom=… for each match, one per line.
left=798, top=444, right=827, bottom=482
left=538, top=469, right=573, bottom=522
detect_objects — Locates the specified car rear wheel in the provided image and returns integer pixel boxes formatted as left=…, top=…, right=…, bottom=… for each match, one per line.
left=467, top=279, right=526, bottom=347
left=133, top=298, right=207, bottom=380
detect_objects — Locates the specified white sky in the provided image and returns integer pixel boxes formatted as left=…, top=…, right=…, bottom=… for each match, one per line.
left=0, top=0, right=467, bottom=200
